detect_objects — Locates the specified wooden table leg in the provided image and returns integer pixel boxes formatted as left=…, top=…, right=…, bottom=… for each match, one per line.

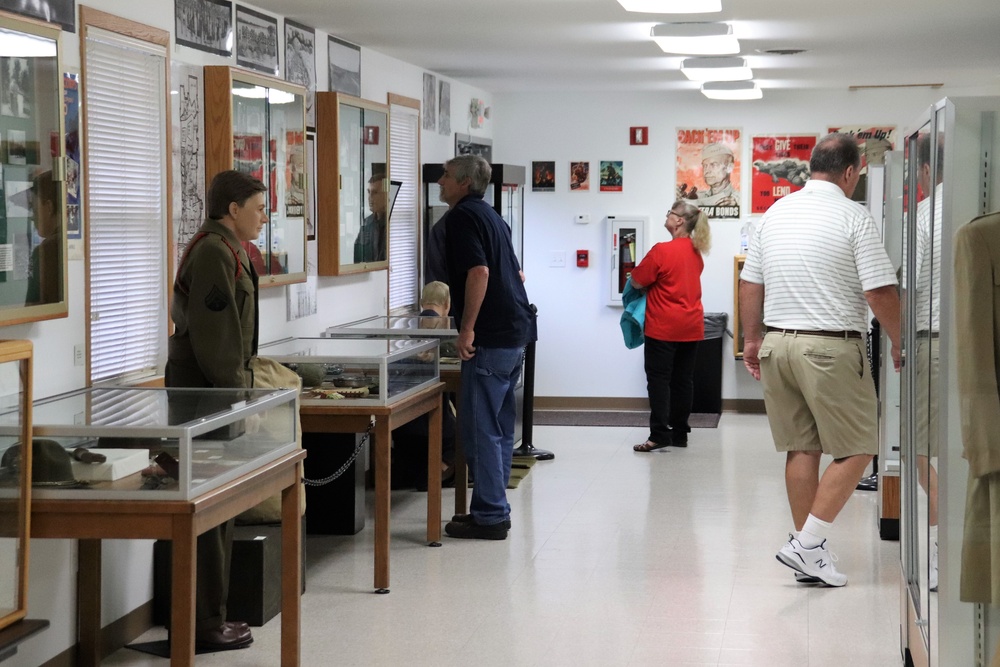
left=427, top=395, right=442, bottom=544
left=76, top=539, right=102, bottom=667
left=374, top=418, right=391, bottom=592
left=281, top=466, right=302, bottom=666
left=170, top=518, right=197, bottom=667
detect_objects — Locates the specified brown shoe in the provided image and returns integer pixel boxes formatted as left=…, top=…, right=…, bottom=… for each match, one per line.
left=195, top=622, right=253, bottom=651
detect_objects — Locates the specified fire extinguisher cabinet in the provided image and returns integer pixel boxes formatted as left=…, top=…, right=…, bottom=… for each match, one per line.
left=608, top=215, right=647, bottom=306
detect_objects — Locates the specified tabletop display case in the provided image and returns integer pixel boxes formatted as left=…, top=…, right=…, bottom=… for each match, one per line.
left=322, top=314, right=459, bottom=363
left=0, top=340, right=32, bottom=632
left=315, top=92, right=390, bottom=276
left=204, top=66, right=308, bottom=288
left=0, top=14, right=68, bottom=325
left=13, top=386, right=297, bottom=501
left=259, top=337, right=440, bottom=407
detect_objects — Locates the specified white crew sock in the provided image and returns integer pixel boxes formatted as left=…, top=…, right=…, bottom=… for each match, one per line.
left=799, top=514, right=832, bottom=549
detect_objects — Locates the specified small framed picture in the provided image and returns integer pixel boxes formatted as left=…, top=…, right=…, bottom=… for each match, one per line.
left=0, top=0, right=75, bottom=32
left=235, top=4, right=279, bottom=76
left=284, top=20, right=316, bottom=128
left=175, top=0, right=233, bottom=57
left=531, top=161, right=555, bottom=192
left=328, top=36, right=361, bottom=97
left=570, top=161, right=590, bottom=191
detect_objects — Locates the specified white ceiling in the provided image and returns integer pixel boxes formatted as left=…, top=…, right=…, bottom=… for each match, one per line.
left=252, top=0, right=1000, bottom=96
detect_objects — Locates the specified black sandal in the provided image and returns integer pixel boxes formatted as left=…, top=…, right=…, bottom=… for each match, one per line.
left=633, top=440, right=668, bottom=452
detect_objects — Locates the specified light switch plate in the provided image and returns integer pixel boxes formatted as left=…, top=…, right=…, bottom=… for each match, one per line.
left=549, top=251, right=566, bottom=268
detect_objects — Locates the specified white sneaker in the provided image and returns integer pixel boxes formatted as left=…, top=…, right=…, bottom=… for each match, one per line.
left=776, top=537, right=848, bottom=587
left=929, top=542, right=939, bottom=592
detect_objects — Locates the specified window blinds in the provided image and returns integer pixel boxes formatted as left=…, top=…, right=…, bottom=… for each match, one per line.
left=85, top=29, right=168, bottom=383
left=388, top=105, right=419, bottom=312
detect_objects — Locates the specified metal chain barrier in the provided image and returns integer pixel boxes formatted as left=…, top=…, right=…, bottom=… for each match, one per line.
left=302, top=416, right=374, bottom=487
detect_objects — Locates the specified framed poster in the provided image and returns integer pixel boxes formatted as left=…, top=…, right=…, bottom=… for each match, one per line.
left=676, top=128, right=741, bottom=219
left=328, top=36, right=361, bottom=97
left=0, top=0, right=75, bottom=32
left=284, top=20, right=316, bottom=128
left=235, top=5, right=279, bottom=76
left=64, top=72, right=82, bottom=242
left=827, top=125, right=895, bottom=203
left=455, top=133, right=491, bottom=162
left=422, top=72, right=436, bottom=131
left=438, top=80, right=450, bottom=136
left=175, top=0, right=233, bottom=57
left=600, top=160, right=623, bottom=192
left=531, top=161, right=554, bottom=192
left=750, top=135, right=816, bottom=214
left=570, top=161, right=590, bottom=191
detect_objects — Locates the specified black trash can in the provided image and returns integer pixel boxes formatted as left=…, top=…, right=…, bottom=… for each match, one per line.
left=692, top=312, right=727, bottom=414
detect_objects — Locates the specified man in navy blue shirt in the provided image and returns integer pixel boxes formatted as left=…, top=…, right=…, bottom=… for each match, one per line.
left=441, top=155, right=537, bottom=540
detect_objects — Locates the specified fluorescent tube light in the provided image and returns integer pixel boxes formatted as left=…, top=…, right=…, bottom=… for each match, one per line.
left=650, top=23, right=739, bottom=55
left=680, top=56, right=752, bottom=81
left=700, top=80, right=762, bottom=100
left=617, top=0, right=721, bottom=12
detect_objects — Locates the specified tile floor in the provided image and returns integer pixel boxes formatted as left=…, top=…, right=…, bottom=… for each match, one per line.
left=106, top=413, right=902, bottom=666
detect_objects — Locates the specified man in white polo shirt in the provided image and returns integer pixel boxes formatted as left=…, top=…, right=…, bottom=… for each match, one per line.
left=739, top=133, right=901, bottom=587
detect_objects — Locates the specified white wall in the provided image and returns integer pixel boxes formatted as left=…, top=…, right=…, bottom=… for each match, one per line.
left=492, top=85, right=1000, bottom=405
left=9, top=2, right=493, bottom=665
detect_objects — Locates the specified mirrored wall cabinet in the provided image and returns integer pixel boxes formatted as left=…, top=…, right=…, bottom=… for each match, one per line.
left=204, top=66, right=308, bottom=288
left=0, top=13, right=68, bottom=324
left=315, top=92, right=390, bottom=276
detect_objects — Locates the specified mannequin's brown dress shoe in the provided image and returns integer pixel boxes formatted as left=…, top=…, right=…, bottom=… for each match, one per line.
left=195, top=622, right=253, bottom=651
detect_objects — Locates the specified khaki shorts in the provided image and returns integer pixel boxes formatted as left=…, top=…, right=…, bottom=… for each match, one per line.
left=913, top=336, right=940, bottom=458
left=759, top=331, right=878, bottom=459
left=961, top=470, right=1000, bottom=605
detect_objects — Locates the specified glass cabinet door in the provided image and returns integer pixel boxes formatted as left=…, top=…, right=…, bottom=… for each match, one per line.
left=0, top=16, right=67, bottom=324
left=204, top=66, right=308, bottom=288
left=316, top=92, right=390, bottom=276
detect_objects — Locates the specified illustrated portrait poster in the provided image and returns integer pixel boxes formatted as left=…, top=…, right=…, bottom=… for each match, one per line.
left=750, top=135, right=816, bottom=214
left=827, top=125, right=895, bottom=203
left=569, top=161, right=590, bottom=191
left=284, top=20, right=316, bottom=128
left=676, top=128, right=741, bottom=219
left=599, top=160, right=623, bottom=192
left=531, top=161, right=555, bottom=192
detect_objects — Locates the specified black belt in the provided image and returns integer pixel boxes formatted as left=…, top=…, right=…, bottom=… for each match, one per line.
left=916, top=330, right=940, bottom=339
left=765, top=326, right=862, bottom=340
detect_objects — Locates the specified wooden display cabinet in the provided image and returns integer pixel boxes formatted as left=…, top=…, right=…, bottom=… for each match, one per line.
left=315, top=92, right=390, bottom=276
left=204, top=66, right=308, bottom=288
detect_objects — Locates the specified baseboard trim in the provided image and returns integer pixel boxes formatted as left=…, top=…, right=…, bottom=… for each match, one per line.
left=534, top=397, right=766, bottom=414
left=42, top=600, right=153, bottom=667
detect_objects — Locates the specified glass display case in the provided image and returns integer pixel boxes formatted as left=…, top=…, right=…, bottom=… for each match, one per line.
left=203, top=66, right=308, bottom=287
left=0, top=14, right=68, bottom=325
left=0, top=340, right=32, bottom=632
left=608, top=215, right=647, bottom=306
left=259, top=337, right=440, bottom=407
left=898, top=96, right=1000, bottom=667
left=322, top=314, right=459, bottom=362
left=315, top=92, right=390, bottom=276
left=14, top=386, right=297, bottom=501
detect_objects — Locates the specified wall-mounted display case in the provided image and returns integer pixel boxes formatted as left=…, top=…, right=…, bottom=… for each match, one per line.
left=204, top=66, right=308, bottom=287
left=608, top=216, right=646, bottom=306
left=0, top=340, right=32, bottom=632
left=315, top=92, right=390, bottom=276
left=0, top=14, right=67, bottom=325
left=18, top=386, right=297, bottom=501
left=259, top=337, right=440, bottom=407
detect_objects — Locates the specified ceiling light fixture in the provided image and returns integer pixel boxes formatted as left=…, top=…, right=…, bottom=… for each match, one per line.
left=617, top=0, right=721, bottom=13
left=680, top=56, right=752, bottom=81
left=701, top=80, right=762, bottom=100
left=650, top=23, right=739, bottom=55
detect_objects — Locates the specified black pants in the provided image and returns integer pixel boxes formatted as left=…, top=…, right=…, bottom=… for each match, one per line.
left=644, top=337, right=699, bottom=446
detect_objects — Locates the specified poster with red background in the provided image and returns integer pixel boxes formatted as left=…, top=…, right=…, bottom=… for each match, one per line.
left=675, top=128, right=741, bottom=219
left=751, top=135, right=816, bottom=214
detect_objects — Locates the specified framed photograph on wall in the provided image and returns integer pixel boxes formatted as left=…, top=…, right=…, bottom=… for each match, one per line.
left=0, top=0, right=75, bottom=32
left=422, top=72, right=436, bottom=131
left=175, top=0, right=233, bottom=57
left=438, top=80, right=450, bottom=136
left=328, top=36, right=360, bottom=96
left=235, top=5, right=279, bottom=76
left=284, top=19, right=316, bottom=128
left=455, top=133, right=491, bottom=162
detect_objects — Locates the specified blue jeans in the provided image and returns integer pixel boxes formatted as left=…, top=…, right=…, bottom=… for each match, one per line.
left=460, top=345, right=524, bottom=526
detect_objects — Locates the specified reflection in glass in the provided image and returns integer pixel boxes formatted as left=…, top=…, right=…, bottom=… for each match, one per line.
left=0, top=346, right=28, bottom=630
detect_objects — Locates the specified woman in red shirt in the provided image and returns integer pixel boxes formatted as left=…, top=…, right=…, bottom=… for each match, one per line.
left=630, top=200, right=712, bottom=451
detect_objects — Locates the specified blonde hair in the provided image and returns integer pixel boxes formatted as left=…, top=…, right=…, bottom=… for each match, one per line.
left=671, top=200, right=712, bottom=255
left=420, top=281, right=451, bottom=309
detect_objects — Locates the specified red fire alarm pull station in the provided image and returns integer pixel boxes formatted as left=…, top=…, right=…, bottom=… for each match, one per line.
left=630, top=126, right=648, bottom=145
left=577, top=250, right=589, bottom=267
